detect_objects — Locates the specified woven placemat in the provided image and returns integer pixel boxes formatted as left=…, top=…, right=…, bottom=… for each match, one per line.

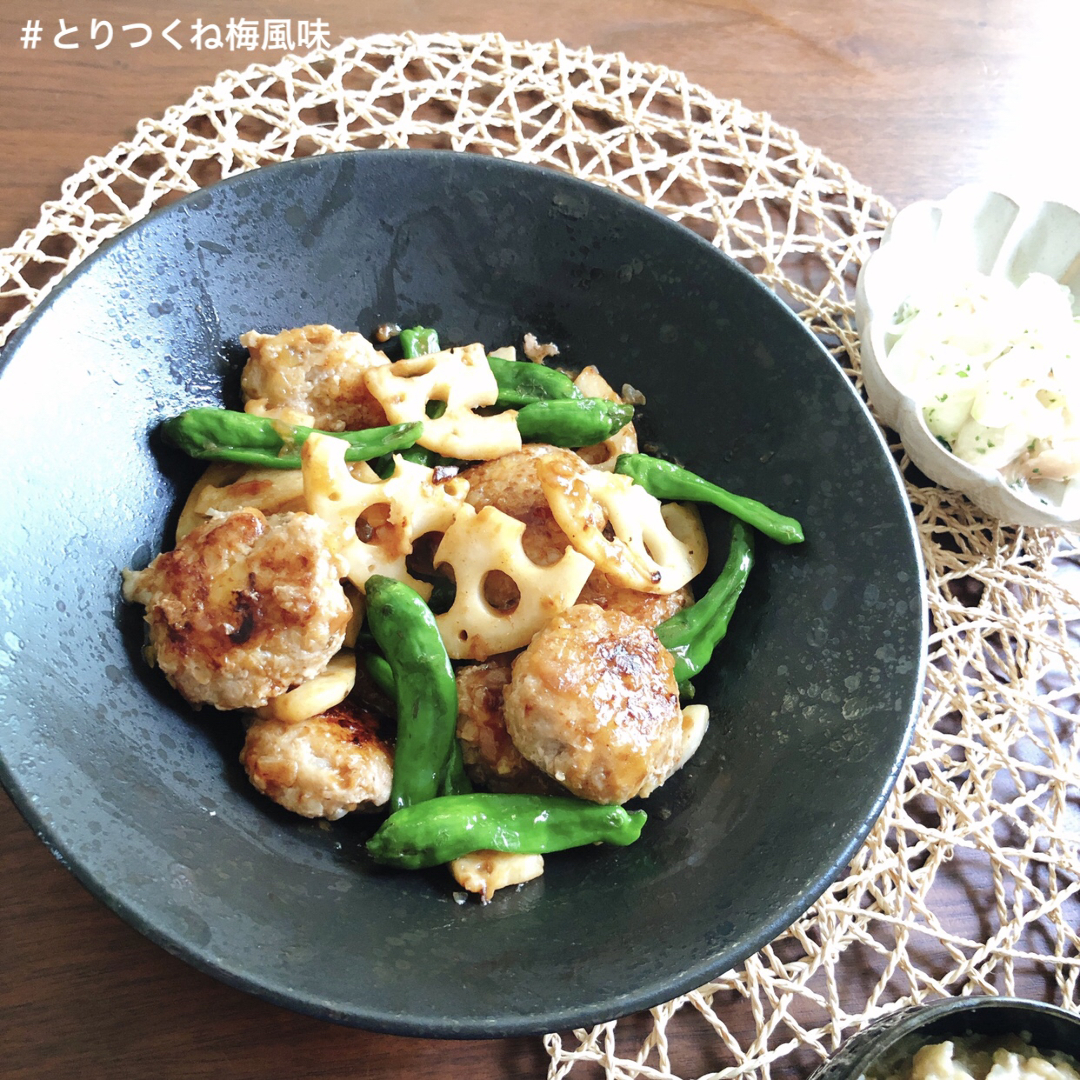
left=2, top=31, right=1077, bottom=1080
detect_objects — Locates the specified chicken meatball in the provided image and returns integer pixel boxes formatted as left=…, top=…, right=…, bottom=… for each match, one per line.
left=577, top=572, right=694, bottom=627
left=460, top=443, right=580, bottom=567
left=241, top=699, right=393, bottom=819
left=455, top=656, right=558, bottom=794
left=461, top=444, right=685, bottom=624
left=503, top=604, right=683, bottom=804
left=240, top=324, right=389, bottom=431
left=122, top=509, right=351, bottom=711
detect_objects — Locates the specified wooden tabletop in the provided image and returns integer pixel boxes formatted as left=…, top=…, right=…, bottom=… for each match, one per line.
left=1, top=2, right=1076, bottom=1078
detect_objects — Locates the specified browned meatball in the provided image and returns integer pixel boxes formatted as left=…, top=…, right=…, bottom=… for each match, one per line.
left=460, top=443, right=581, bottom=566
left=455, top=656, right=557, bottom=794
left=577, top=572, right=694, bottom=627
left=122, top=509, right=350, bottom=711
left=241, top=699, right=393, bottom=819
left=240, top=324, right=389, bottom=431
left=461, top=444, right=684, bottom=624
left=503, top=604, right=683, bottom=804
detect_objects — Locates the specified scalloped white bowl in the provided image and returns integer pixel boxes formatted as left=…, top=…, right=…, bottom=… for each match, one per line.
left=855, top=184, right=1080, bottom=529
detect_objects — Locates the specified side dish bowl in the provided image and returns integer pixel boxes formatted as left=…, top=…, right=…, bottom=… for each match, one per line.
left=808, top=997, right=1080, bottom=1080
left=0, top=150, right=925, bottom=1037
left=855, top=184, right=1080, bottom=529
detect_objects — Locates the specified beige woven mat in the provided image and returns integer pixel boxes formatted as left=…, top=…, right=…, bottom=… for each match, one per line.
left=2, top=31, right=1077, bottom=1080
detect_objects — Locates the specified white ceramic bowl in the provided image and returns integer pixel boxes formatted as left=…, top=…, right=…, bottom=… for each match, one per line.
left=855, top=184, right=1080, bottom=529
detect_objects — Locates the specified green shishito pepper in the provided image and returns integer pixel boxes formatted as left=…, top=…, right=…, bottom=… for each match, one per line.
left=161, top=408, right=423, bottom=470
left=362, top=649, right=472, bottom=797
left=366, top=793, right=647, bottom=869
left=439, top=743, right=474, bottom=798
left=516, top=397, right=633, bottom=446
left=486, top=354, right=583, bottom=407
left=399, top=325, right=442, bottom=358
left=362, top=652, right=397, bottom=702
left=655, top=520, right=755, bottom=684
left=614, top=453, right=804, bottom=546
left=364, top=575, right=459, bottom=814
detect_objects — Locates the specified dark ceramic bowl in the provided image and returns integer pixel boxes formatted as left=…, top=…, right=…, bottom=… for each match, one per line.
left=0, top=150, right=925, bottom=1037
left=809, top=997, right=1080, bottom=1080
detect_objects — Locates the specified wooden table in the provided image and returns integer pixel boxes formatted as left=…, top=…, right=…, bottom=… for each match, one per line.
left=1, top=2, right=1076, bottom=1077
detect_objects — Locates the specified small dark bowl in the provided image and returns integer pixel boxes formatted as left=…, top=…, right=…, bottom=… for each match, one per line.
left=810, top=997, right=1080, bottom=1080
left=0, top=150, right=925, bottom=1037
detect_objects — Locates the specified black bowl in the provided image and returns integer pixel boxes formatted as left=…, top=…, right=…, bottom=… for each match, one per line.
left=0, top=150, right=925, bottom=1037
left=808, top=997, right=1080, bottom=1080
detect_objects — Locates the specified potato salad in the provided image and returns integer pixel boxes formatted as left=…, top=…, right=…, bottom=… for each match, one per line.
left=885, top=271, right=1080, bottom=484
